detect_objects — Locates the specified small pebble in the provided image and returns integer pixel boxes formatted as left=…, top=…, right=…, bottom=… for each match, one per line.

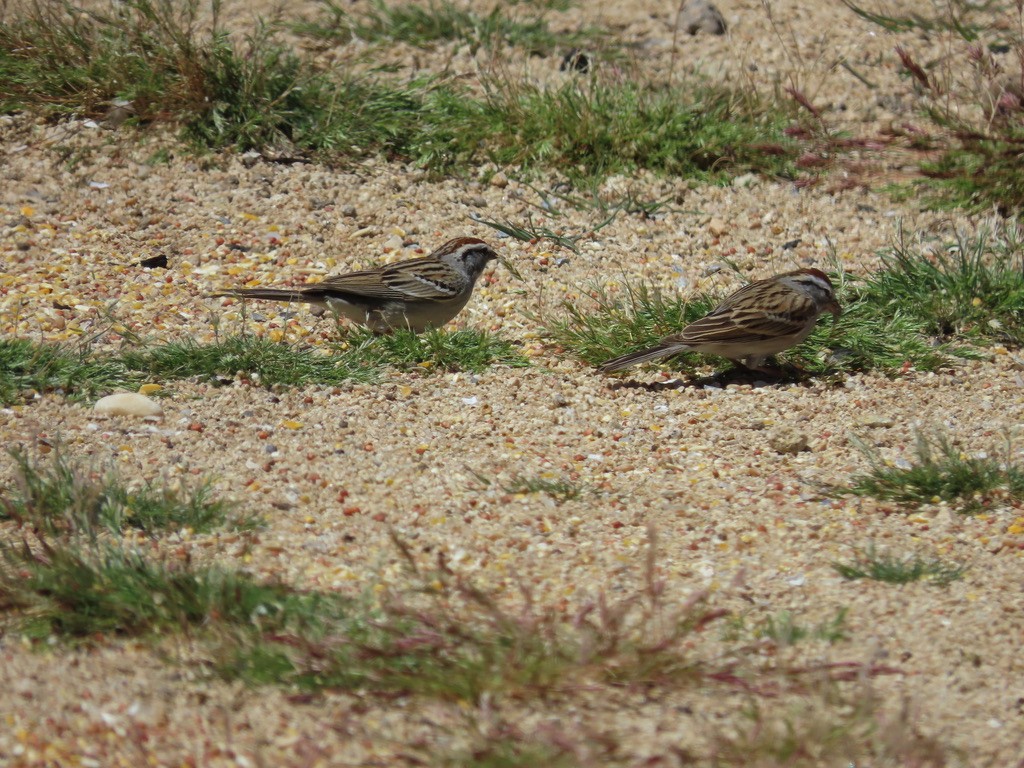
left=677, top=0, right=727, bottom=35
left=240, top=150, right=261, bottom=168
left=768, top=426, right=810, bottom=454
left=94, top=392, right=162, bottom=418
left=856, top=413, right=896, bottom=428
left=707, top=218, right=728, bottom=237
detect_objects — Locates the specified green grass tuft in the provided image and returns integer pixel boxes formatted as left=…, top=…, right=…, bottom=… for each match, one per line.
left=833, top=546, right=966, bottom=586
left=342, top=328, right=529, bottom=373
left=0, top=519, right=741, bottom=702
left=838, top=432, right=1024, bottom=513
left=2, top=448, right=248, bottom=534
left=1, top=541, right=349, bottom=640
left=298, top=0, right=593, bottom=56
left=0, top=330, right=524, bottom=404
left=726, top=608, right=849, bottom=646
left=797, top=264, right=974, bottom=375
left=119, top=334, right=377, bottom=386
left=416, top=76, right=796, bottom=182
left=0, top=0, right=345, bottom=153
left=919, top=131, right=1024, bottom=215
left=0, top=338, right=137, bottom=405
left=502, top=474, right=587, bottom=502
left=856, top=222, right=1024, bottom=346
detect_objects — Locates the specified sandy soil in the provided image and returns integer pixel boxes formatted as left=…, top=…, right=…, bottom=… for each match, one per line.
left=2, top=0, right=1023, bottom=765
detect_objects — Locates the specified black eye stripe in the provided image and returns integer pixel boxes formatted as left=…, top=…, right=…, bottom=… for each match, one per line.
left=457, top=245, right=496, bottom=258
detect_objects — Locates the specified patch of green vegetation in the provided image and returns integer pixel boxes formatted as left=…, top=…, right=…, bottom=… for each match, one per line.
left=0, top=0, right=322, bottom=151
left=299, top=0, right=592, bottom=55
left=145, top=146, right=172, bottom=165
left=0, top=338, right=137, bottom=406
left=0, top=0, right=180, bottom=117
left=856, top=223, right=1024, bottom=346
left=502, top=474, right=586, bottom=503
left=227, top=593, right=576, bottom=698
left=119, top=334, right=377, bottom=387
left=1, top=528, right=696, bottom=699
left=841, top=0, right=1024, bottom=213
left=1, top=541, right=351, bottom=640
left=727, top=608, right=848, bottom=646
left=798, top=298, right=959, bottom=376
left=919, top=132, right=1024, bottom=215
left=1, top=1, right=796, bottom=181
left=837, top=432, right=1024, bottom=513
left=417, top=77, right=795, bottom=182
left=178, top=24, right=341, bottom=152
left=0, top=516, right=781, bottom=704
left=791, top=255, right=977, bottom=376
left=0, top=0, right=430, bottom=156
left=833, top=546, right=966, bottom=586
left=1, top=507, right=933, bottom=766
left=343, top=328, right=529, bottom=373
left=2, top=449, right=248, bottom=534
left=1, top=329, right=526, bottom=404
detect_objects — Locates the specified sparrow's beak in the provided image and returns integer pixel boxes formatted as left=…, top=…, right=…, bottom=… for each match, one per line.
left=826, top=299, right=842, bottom=319
left=496, top=254, right=524, bottom=281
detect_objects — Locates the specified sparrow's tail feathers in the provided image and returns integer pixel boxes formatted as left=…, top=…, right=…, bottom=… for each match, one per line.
left=208, top=288, right=315, bottom=304
left=598, top=342, right=689, bottom=372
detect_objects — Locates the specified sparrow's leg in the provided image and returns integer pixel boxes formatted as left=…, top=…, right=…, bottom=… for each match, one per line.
left=735, top=356, right=786, bottom=377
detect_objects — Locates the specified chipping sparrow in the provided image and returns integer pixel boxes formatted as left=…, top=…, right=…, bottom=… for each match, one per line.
left=599, top=268, right=841, bottom=373
left=210, top=237, right=501, bottom=333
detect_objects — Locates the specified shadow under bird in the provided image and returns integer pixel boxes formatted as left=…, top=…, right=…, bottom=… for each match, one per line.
left=209, top=237, right=503, bottom=333
left=599, top=268, right=842, bottom=374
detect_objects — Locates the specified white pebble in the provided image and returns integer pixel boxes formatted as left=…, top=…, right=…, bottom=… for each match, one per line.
left=94, top=392, right=163, bottom=418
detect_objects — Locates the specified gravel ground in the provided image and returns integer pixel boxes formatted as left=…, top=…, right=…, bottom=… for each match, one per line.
left=2, top=0, right=1024, bottom=765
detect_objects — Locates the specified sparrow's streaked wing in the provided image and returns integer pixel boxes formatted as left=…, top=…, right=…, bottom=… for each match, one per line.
left=379, top=260, right=465, bottom=301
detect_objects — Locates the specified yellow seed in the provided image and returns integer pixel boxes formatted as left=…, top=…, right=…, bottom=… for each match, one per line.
left=138, top=383, right=163, bottom=395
